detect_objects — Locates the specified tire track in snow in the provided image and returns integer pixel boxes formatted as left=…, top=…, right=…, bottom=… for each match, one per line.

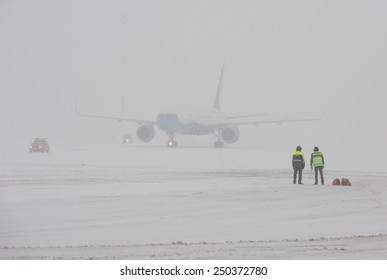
left=1, top=233, right=387, bottom=259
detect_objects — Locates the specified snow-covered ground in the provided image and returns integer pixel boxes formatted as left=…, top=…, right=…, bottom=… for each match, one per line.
left=1, top=142, right=386, bottom=259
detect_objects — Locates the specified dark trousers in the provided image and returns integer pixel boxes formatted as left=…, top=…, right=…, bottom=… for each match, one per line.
left=293, top=168, right=303, bottom=183
left=314, top=166, right=324, bottom=184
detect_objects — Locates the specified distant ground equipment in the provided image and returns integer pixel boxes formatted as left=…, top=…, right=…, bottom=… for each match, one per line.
left=29, top=138, right=50, bottom=152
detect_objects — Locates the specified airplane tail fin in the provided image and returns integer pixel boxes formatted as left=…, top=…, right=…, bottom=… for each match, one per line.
left=213, top=65, right=224, bottom=109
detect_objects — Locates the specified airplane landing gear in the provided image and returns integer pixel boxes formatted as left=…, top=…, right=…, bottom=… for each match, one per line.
left=213, top=129, right=225, bottom=148
left=214, top=141, right=224, bottom=148
left=167, top=133, right=178, bottom=148
left=167, top=140, right=178, bottom=148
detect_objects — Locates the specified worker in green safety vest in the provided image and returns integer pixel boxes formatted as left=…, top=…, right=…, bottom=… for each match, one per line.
left=310, top=146, right=325, bottom=185
left=292, top=146, right=305, bottom=184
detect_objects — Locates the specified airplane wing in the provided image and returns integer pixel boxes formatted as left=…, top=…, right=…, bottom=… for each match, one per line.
left=75, top=102, right=155, bottom=125
left=226, top=113, right=268, bottom=120
left=228, top=117, right=322, bottom=126
left=197, top=117, right=322, bottom=130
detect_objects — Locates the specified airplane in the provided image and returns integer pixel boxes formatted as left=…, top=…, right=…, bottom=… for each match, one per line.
left=76, top=67, right=320, bottom=148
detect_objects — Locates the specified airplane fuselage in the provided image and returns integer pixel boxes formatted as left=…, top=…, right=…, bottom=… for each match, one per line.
left=156, top=106, right=227, bottom=135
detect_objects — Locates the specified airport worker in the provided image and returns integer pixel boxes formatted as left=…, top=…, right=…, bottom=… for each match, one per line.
left=310, top=146, right=325, bottom=185
left=292, top=146, right=305, bottom=184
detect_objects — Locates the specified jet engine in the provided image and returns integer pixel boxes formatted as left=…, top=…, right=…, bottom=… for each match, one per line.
left=136, top=124, right=155, bottom=142
left=221, top=126, right=240, bottom=144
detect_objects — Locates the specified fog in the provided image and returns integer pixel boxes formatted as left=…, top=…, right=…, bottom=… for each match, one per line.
left=1, top=0, right=387, bottom=171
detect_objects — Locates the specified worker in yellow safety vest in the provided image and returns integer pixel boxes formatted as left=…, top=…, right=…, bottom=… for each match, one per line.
left=310, top=146, right=325, bottom=185
left=292, top=146, right=305, bottom=184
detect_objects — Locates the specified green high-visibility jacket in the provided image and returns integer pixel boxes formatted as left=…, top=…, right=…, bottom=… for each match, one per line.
left=292, top=151, right=305, bottom=169
left=310, top=151, right=324, bottom=167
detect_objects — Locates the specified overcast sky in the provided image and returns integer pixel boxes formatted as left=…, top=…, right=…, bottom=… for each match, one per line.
left=1, top=0, right=386, bottom=167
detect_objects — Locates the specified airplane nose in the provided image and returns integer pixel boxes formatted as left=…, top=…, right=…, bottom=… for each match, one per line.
left=156, top=114, right=180, bottom=132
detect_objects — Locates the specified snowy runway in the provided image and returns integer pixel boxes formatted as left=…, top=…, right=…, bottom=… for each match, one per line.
left=1, top=143, right=386, bottom=259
